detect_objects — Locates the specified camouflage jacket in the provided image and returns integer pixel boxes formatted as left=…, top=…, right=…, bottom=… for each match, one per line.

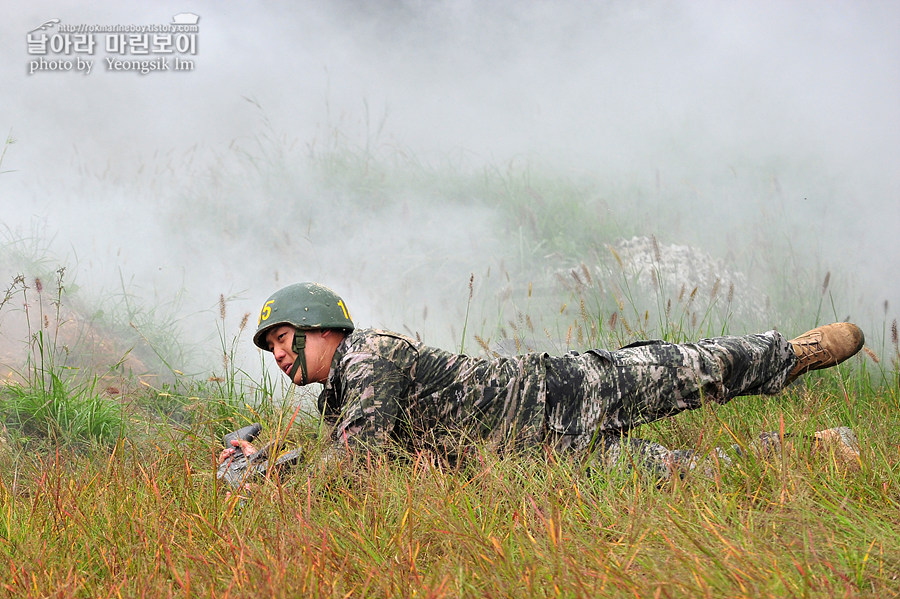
left=317, top=329, right=549, bottom=456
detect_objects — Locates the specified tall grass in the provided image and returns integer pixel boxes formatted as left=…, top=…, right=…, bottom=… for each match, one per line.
left=0, top=254, right=894, bottom=596
left=0, top=270, right=126, bottom=448
left=0, top=397, right=897, bottom=598
left=1, top=118, right=898, bottom=597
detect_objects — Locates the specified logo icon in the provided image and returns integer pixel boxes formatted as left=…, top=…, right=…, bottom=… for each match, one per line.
left=28, top=19, right=59, bottom=34
left=171, top=13, right=200, bottom=25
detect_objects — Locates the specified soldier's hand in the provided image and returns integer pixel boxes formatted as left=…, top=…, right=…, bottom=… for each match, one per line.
left=217, top=439, right=260, bottom=465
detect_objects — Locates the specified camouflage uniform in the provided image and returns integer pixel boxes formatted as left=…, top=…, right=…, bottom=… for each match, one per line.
left=317, top=328, right=797, bottom=474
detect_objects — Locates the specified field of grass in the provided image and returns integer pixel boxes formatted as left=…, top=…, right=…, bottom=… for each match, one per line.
left=1, top=130, right=898, bottom=597
left=0, top=375, right=898, bottom=598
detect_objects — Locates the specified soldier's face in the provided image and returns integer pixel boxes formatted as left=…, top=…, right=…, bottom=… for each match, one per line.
left=265, top=325, right=333, bottom=384
left=266, top=325, right=300, bottom=378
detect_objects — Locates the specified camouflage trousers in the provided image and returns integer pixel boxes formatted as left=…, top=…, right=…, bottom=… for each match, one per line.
left=544, top=330, right=798, bottom=474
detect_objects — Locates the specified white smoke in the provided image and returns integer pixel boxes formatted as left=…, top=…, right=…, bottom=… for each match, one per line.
left=2, top=1, right=898, bottom=385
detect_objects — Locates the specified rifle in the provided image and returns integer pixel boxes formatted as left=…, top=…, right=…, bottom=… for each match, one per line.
left=216, top=423, right=304, bottom=490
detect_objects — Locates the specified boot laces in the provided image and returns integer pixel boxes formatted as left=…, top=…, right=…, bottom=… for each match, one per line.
left=794, top=334, right=831, bottom=364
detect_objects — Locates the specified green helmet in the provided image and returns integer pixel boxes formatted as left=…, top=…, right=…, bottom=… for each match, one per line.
left=253, top=282, right=354, bottom=384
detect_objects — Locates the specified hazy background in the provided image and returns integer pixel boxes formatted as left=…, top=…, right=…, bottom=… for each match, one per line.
left=2, top=1, right=898, bottom=387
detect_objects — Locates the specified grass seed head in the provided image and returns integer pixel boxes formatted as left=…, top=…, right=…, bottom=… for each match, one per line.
left=219, top=294, right=226, bottom=320
left=571, top=269, right=583, bottom=287
left=622, top=313, right=633, bottom=335
left=863, top=346, right=880, bottom=363
left=821, top=271, right=831, bottom=295
left=609, top=246, right=623, bottom=270
left=710, top=278, right=720, bottom=301
left=34, top=277, right=43, bottom=293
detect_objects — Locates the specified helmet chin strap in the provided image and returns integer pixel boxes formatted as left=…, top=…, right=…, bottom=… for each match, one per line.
left=286, top=327, right=308, bottom=385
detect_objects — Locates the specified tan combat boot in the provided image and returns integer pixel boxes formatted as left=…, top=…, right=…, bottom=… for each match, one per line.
left=786, top=322, right=864, bottom=384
